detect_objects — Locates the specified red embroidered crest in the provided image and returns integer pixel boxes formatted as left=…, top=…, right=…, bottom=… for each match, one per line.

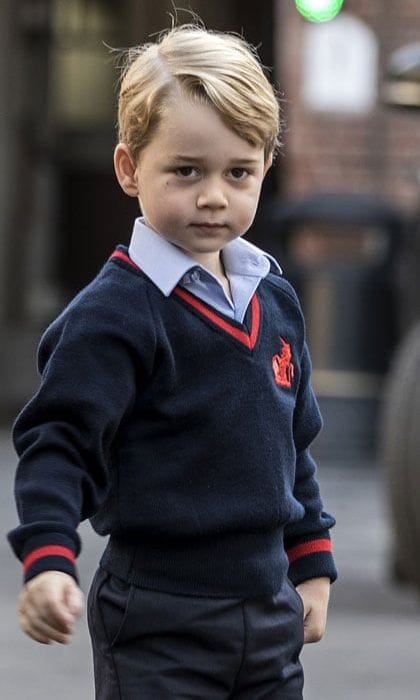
left=272, top=337, right=294, bottom=389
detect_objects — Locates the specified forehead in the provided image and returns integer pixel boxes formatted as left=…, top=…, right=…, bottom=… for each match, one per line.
left=150, top=95, right=263, bottom=160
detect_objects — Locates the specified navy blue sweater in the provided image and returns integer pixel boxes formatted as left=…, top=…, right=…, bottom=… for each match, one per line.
left=8, top=247, right=336, bottom=596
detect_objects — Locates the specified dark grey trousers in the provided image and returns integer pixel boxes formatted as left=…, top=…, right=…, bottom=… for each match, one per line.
left=88, top=568, right=304, bottom=699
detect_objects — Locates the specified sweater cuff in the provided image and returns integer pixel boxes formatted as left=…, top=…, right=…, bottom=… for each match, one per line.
left=23, top=545, right=77, bottom=583
left=20, top=535, right=79, bottom=584
left=8, top=523, right=81, bottom=584
left=286, top=535, right=337, bottom=586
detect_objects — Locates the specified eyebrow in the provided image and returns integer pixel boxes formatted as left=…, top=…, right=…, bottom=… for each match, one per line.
left=170, top=155, right=261, bottom=165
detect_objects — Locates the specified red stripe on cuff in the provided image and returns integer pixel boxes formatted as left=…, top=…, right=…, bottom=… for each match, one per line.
left=287, top=538, right=332, bottom=564
left=23, top=545, right=76, bottom=573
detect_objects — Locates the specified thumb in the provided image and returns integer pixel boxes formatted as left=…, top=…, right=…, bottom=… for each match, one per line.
left=64, top=581, right=84, bottom=618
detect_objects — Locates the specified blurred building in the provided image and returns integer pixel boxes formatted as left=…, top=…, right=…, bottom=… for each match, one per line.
left=2, top=0, right=420, bottom=433
left=271, top=0, right=420, bottom=458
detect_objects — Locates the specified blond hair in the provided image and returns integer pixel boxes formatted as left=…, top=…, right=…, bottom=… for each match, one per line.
left=117, top=25, right=280, bottom=162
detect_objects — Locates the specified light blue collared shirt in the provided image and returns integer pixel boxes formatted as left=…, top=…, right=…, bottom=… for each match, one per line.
left=128, top=218, right=282, bottom=323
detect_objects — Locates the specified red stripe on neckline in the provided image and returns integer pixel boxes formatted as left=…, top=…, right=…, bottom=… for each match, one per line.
left=111, top=249, right=139, bottom=269
left=174, top=286, right=260, bottom=350
left=248, top=294, right=260, bottom=348
left=286, top=538, right=332, bottom=564
left=23, top=545, right=76, bottom=573
left=111, top=249, right=261, bottom=350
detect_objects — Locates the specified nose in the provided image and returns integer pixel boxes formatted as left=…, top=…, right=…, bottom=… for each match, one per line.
left=196, top=178, right=228, bottom=209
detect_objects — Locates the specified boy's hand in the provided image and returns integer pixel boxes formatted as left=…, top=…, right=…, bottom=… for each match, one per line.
left=18, top=571, right=84, bottom=645
left=296, top=576, right=330, bottom=643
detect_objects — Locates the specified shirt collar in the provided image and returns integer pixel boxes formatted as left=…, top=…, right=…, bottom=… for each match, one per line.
left=221, top=236, right=282, bottom=279
left=128, top=217, right=282, bottom=297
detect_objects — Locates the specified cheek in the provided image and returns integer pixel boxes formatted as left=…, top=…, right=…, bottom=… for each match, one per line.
left=163, top=191, right=189, bottom=214
left=150, top=194, right=188, bottom=229
left=238, top=190, right=260, bottom=218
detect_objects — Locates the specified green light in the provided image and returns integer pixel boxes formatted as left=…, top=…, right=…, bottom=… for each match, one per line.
left=295, top=0, right=344, bottom=23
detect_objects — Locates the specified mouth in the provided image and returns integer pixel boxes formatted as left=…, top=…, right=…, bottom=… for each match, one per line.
left=191, top=223, right=226, bottom=229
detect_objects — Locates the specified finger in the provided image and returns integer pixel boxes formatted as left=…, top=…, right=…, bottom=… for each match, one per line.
left=65, top=584, right=84, bottom=618
left=31, top=617, right=72, bottom=645
left=304, top=628, right=324, bottom=643
left=303, top=613, right=325, bottom=643
left=43, top=602, right=74, bottom=633
left=18, top=608, right=52, bottom=644
left=19, top=585, right=76, bottom=635
left=21, top=625, right=51, bottom=644
left=21, top=613, right=71, bottom=645
left=22, top=593, right=73, bottom=635
left=18, top=601, right=73, bottom=644
left=43, top=587, right=80, bottom=632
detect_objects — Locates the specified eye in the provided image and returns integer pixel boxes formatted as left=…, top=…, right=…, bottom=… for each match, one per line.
left=176, top=166, right=198, bottom=178
left=230, top=167, right=249, bottom=180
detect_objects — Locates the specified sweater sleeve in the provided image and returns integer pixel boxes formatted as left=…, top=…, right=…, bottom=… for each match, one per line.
left=7, top=289, right=142, bottom=584
left=284, top=341, right=337, bottom=585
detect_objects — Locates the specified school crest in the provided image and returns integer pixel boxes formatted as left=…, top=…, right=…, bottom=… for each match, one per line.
left=272, top=337, right=294, bottom=389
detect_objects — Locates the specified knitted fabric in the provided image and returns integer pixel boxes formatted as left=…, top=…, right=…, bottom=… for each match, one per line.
left=8, top=247, right=336, bottom=594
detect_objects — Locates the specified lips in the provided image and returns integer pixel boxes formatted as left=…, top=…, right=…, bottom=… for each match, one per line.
left=191, top=223, right=226, bottom=228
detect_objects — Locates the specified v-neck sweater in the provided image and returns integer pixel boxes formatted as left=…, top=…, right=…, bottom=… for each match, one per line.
left=128, top=217, right=280, bottom=322
left=8, top=246, right=336, bottom=595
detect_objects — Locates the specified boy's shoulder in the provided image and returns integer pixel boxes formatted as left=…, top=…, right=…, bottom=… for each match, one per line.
left=37, top=248, right=158, bottom=373
left=258, top=268, right=306, bottom=338
left=76, top=245, right=148, bottom=300
left=69, top=246, right=149, bottom=304
left=46, top=247, right=154, bottom=339
left=263, top=267, right=302, bottom=308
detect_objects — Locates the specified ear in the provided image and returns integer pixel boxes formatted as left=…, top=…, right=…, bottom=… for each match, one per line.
left=263, top=153, right=273, bottom=177
left=113, top=143, right=139, bottom=197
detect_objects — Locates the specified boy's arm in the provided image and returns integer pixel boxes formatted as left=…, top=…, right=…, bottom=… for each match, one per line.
left=284, top=341, right=337, bottom=586
left=283, top=341, right=336, bottom=643
left=7, top=295, right=140, bottom=586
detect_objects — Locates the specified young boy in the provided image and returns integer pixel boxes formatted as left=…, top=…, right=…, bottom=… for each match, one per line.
left=8, top=24, right=336, bottom=699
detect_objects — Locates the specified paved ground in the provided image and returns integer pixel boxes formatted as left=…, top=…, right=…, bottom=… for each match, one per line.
left=1, top=429, right=420, bottom=699
left=301, top=460, right=420, bottom=699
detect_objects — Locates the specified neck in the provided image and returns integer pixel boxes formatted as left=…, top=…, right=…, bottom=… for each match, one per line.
left=189, top=251, right=232, bottom=302
left=188, top=251, right=222, bottom=278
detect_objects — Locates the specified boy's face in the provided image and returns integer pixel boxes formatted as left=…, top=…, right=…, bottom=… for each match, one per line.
left=117, top=94, right=270, bottom=268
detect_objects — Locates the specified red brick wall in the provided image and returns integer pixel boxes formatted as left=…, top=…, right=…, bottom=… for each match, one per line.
left=276, top=0, right=420, bottom=212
